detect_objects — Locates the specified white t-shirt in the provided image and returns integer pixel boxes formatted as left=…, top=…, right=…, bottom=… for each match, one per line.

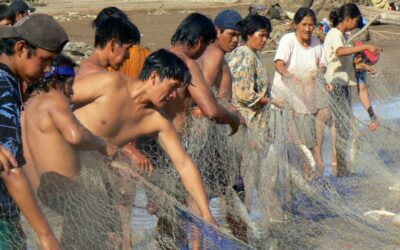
left=272, top=32, right=326, bottom=114
left=324, top=27, right=356, bottom=86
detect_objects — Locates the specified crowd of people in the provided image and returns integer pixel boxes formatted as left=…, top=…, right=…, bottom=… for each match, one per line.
left=0, top=0, right=383, bottom=249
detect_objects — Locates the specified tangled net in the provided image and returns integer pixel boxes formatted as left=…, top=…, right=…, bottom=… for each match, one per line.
left=0, top=53, right=396, bottom=249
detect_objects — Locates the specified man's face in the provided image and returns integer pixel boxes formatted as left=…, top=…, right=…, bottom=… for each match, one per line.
left=16, top=44, right=57, bottom=83
left=16, top=11, right=28, bottom=23
left=64, top=77, right=75, bottom=98
left=109, top=43, right=133, bottom=70
left=0, top=18, right=12, bottom=26
left=217, top=28, right=240, bottom=53
left=151, top=75, right=183, bottom=108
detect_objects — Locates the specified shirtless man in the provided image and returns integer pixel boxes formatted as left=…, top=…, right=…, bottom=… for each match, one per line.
left=22, top=55, right=117, bottom=249
left=76, top=13, right=139, bottom=79
left=197, top=9, right=249, bottom=242
left=198, top=9, right=242, bottom=101
left=167, top=13, right=240, bottom=133
left=72, top=49, right=217, bottom=244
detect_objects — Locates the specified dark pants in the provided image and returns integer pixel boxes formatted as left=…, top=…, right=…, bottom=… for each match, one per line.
left=330, top=84, right=352, bottom=176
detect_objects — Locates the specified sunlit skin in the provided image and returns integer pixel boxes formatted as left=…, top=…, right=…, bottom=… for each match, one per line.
left=15, top=43, right=57, bottom=84
left=109, top=43, right=132, bottom=70
left=295, top=16, right=315, bottom=46
left=0, top=18, right=12, bottom=26
left=216, top=28, right=241, bottom=53
left=77, top=39, right=133, bottom=79
left=246, top=29, right=269, bottom=52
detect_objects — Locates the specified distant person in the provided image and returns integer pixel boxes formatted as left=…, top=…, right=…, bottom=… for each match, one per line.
left=354, top=40, right=379, bottom=131
left=273, top=7, right=330, bottom=177
left=77, top=14, right=139, bottom=79
left=9, top=0, right=35, bottom=23
left=0, top=13, right=68, bottom=250
left=198, top=9, right=242, bottom=101
left=228, top=12, right=285, bottom=225
left=324, top=3, right=381, bottom=176
left=197, top=9, right=248, bottom=242
left=0, top=4, right=15, bottom=26
left=92, top=6, right=151, bottom=79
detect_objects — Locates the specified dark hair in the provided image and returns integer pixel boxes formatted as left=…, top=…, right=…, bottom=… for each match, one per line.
left=94, top=16, right=140, bottom=48
left=294, top=7, right=316, bottom=25
left=92, top=7, right=128, bottom=28
left=139, top=49, right=191, bottom=87
left=0, top=37, right=36, bottom=56
left=0, top=4, right=15, bottom=24
left=239, top=13, right=272, bottom=41
left=171, top=13, right=216, bottom=48
left=329, top=3, right=361, bottom=27
left=28, top=54, right=77, bottom=94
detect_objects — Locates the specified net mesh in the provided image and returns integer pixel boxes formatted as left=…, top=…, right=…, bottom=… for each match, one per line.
left=0, top=47, right=396, bottom=250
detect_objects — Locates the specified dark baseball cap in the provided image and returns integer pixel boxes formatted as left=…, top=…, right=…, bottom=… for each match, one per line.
left=0, top=13, right=68, bottom=53
left=214, top=9, right=242, bottom=31
left=10, top=0, right=35, bottom=13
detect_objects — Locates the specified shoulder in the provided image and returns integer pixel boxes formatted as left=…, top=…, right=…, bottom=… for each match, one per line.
left=199, top=45, right=224, bottom=64
left=280, top=32, right=296, bottom=43
left=325, top=28, right=342, bottom=40
left=229, top=46, right=255, bottom=61
left=80, top=71, right=128, bottom=89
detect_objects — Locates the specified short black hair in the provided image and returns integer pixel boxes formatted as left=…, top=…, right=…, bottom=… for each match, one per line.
left=171, top=13, right=216, bottom=48
left=239, top=13, right=272, bottom=41
left=28, top=54, right=77, bottom=94
left=0, top=37, right=36, bottom=56
left=293, top=7, right=317, bottom=25
left=139, top=49, right=191, bottom=87
left=92, top=6, right=128, bottom=28
left=94, top=16, right=140, bottom=48
left=0, top=4, right=15, bottom=24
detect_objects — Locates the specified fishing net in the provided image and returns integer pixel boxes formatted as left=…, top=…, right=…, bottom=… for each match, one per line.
left=1, top=40, right=397, bottom=250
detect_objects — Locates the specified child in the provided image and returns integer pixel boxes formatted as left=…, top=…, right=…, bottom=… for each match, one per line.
left=324, top=3, right=381, bottom=176
left=354, top=40, right=379, bottom=131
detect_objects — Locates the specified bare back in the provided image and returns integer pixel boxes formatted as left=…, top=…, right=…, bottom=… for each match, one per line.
left=23, top=91, right=80, bottom=189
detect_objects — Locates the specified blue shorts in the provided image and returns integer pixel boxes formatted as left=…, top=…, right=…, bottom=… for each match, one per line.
left=356, top=70, right=367, bottom=85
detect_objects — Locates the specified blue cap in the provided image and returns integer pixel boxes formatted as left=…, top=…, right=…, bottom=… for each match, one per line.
left=214, top=9, right=242, bottom=31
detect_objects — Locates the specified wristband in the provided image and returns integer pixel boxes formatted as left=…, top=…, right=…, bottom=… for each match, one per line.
left=367, top=106, right=377, bottom=121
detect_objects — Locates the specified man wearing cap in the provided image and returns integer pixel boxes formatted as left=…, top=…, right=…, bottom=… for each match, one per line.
left=198, top=9, right=242, bottom=102
left=9, top=0, right=35, bottom=23
left=197, top=9, right=248, bottom=242
left=0, top=13, right=67, bottom=250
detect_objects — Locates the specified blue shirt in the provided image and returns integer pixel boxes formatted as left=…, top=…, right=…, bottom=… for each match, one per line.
left=0, top=63, right=24, bottom=218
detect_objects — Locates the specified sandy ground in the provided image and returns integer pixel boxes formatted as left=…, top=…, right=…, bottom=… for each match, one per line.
left=32, top=1, right=400, bottom=87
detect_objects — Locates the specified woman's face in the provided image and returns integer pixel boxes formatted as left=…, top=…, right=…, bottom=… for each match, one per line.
left=247, top=28, right=269, bottom=51
left=295, top=16, right=315, bottom=44
left=344, top=16, right=360, bottom=31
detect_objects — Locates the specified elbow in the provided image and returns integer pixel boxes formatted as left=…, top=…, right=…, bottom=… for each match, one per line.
left=65, top=129, right=84, bottom=146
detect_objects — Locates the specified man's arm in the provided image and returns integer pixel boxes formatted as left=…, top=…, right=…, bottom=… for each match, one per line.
left=199, top=50, right=224, bottom=90
left=2, top=169, right=61, bottom=250
left=156, top=114, right=216, bottom=224
left=219, top=61, right=233, bottom=102
left=49, top=95, right=116, bottom=156
left=187, top=60, right=240, bottom=135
